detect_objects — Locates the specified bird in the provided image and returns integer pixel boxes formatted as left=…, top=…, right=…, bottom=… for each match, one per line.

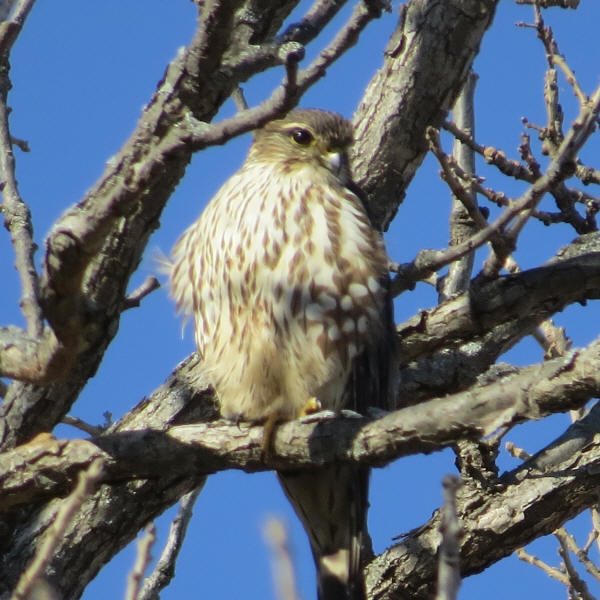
left=168, top=108, right=396, bottom=600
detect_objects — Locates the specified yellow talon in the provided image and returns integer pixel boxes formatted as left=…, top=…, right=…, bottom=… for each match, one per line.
left=262, top=398, right=322, bottom=455
left=299, top=397, right=322, bottom=416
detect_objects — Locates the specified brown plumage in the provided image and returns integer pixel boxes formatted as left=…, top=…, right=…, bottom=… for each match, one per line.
left=169, top=109, right=396, bottom=600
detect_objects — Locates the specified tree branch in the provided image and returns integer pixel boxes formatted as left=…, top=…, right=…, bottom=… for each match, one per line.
left=3, top=334, right=600, bottom=511
left=438, top=71, right=478, bottom=302
left=352, top=0, right=498, bottom=230
left=137, top=488, right=203, bottom=600
left=366, top=402, right=600, bottom=599
left=0, top=0, right=41, bottom=337
left=3, top=339, right=600, bottom=597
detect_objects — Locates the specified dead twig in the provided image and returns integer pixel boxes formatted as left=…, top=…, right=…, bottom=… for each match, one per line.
left=61, top=415, right=105, bottom=437
left=125, top=525, right=156, bottom=600
left=263, top=517, right=301, bottom=600
left=555, top=532, right=595, bottom=600
left=121, top=276, right=161, bottom=311
left=137, top=487, right=203, bottom=600
left=0, top=0, right=42, bottom=337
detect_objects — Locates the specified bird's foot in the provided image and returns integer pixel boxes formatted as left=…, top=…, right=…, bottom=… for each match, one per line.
left=299, top=396, right=322, bottom=417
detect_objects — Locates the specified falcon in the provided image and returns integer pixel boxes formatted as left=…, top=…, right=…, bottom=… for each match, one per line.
left=169, top=109, right=396, bottom=600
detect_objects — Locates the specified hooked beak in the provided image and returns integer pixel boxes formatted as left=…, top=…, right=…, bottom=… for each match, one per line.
left=327, top=151, right=342, bottom=172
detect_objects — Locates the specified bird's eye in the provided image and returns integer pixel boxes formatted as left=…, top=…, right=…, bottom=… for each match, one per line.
left=290, top=128, right=313, bottom=146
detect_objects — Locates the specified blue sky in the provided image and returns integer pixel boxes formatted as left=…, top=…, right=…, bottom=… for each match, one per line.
left=2, top=1, right=600, bottom=599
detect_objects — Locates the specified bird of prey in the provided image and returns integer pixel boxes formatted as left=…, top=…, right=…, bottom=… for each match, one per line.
left=169, top=108, right=396, bottom=600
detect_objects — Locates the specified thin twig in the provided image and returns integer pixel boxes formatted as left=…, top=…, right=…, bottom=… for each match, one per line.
left=552, top=53, right=587, bottom=105
left=481, top=83, right=600, bottom=277
left=505, top=442, right=532, bottom=462
left=262, top=517, right=301, bottom=600
left=443, top=119, right=535, bottom=183
left=438, top=70, right=478, bottom=302
left=516, top=0, right=579, bottom=6
left=516, top=548, right=569, bottom=585
left=231, top=87, right=248, bottom=111
left=10, top=459, right=104, bottom=600
left=555, top=528, right=600, bottom=583
left=0, top=0, right=41, bottom=337
left=556, top=532, right=596, bottom=600
left=184, top=0, right=384, bottom=150
left=61, top=415, right=105, bottom=437
left=0, top=0, right=35, bottom=53
left=591, top=509, right=600, bottom=557
left=137, top=487, right=203, bottom=600
left=125, top=525, right=156, bottom=600
left=121, top=276, right=161, bottom=311
left=10, top=134, right=28, bottom=151
left=394, top=79, right=600, bottom=294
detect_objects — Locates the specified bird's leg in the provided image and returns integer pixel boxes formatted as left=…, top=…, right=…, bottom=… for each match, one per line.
left=262, top=411, right=282, bottom=455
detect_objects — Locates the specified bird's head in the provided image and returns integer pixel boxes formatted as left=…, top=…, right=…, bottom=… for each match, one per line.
left=250, top=109, right=354, bottom=185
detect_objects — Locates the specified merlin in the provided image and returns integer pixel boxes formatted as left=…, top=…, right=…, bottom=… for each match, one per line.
left=169, top=109, right=396, bottom=600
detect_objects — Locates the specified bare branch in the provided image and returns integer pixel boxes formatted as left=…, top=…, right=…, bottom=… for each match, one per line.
left=61, top=415, right=105, bottom=437
left=393, top=95, right=600, bottom=291
left=125, top=525, right=156, bottom=600
left=556, top=532, right=596, bottom=600
left=263, top=517, right=301, bottom=600
left=0, top=0, right=42, bottom=337
left=505, top=442, right=532, bottom=462
left=366, top=401, right=600, bottom=599
left=183, top=0, right=384, bottom=151
left=2, top=335, right=600, bottom=511
left=137, top=488, right=203, bottom=600
left=435, top=476, right=462, bottom=600
left=121, top=276, right=161, bottom=312
left=482, top=85, right=600, bottom=275
left=516, top=548, right=568, bottom=585
left=439, top=71, right=478, bottom=302
left=231, top=86, right=248, bottom=111
left=390, top=234, right=600, bottom=373
left=392, top=105, right=600, bottom=294
left=554, top=528, right=600, bottom=584
left=516, top=0, right=579, bottom=7
left=0, top=326, right=70, bottom=382
left=443, top=119, right=536, bottom=182
left=352, top=0, right=498, bottom=229
left=0, top=0, right=35, bottom=54
left=552, top=54, right=587, bottom=105
left=0, top=0, right=17, bottom=21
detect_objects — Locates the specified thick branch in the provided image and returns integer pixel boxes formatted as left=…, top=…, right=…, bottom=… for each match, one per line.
left=352, top=0, right=497, bottom=229
left=366, top=401, right=600, bottom=599
left=2, top=336, right=600, bottom=511
left=2, top=335, right=600, bottom=597
left=396, top=239, right=600, bottom=367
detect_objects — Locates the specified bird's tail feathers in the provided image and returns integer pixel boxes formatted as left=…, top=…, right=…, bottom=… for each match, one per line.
left=277, top=465, right=370, bottom=600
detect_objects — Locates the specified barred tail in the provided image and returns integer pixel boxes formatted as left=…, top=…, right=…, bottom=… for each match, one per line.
left=277, top=464, right=370, bottom=600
